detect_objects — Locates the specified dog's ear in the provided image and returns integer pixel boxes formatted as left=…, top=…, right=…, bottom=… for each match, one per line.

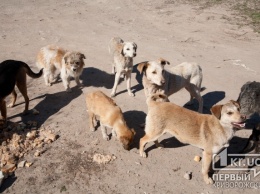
left=116, top=43, right=124, bottom=56
left=133, top=42, right=137, bottom=50
left=63, top=53, right=70, bottom=65
left=137, top=62, right=148, bottom=74
left=158, top=58, right=170, bottom=66
left=119, top=136, right=130, bottom=150
left=230, top=100, right=240, bottom=109
left=79, top=53, right=86, bottom=60
left=131, top=128, right=136, bottom=136
left=210, top=105, right=223, bottom=119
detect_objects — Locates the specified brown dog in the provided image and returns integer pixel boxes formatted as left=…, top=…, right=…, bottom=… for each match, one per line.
left=86, top=91, right=135, bottom=150
left=0, top=60, right=43, bottom=126
left=140, top=93, right=245, bottom=184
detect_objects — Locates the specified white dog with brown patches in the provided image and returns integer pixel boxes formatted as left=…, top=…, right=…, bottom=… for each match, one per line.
left=140, top=93, right=246, bottom=184
left=109, top=37, right=137, bottom=97
left=36, top=45, right=85, bottom=92
left=137, top=58, right=203, bottom=113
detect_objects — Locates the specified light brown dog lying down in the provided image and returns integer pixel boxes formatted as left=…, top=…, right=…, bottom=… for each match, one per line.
left=139, top=93, right=246, bottom=184
left=86, top=91, right=135, bottom=150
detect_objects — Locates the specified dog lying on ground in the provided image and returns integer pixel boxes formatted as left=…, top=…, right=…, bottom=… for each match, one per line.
left=237, top=81, right=260, bottom=153
left=36, top=45, right=85, bottom=92
left=108, top=37, right=137, bottom=97
left=137, top=58, right=203, bottom=113
left=86, top=90, right=135, bottom=150
left=139, top=93, right=245, bottom=184
left=0, top=60, right=43, bottom=126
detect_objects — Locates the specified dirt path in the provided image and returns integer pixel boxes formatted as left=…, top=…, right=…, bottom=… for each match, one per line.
left=0, top=0, right=260, bottom=193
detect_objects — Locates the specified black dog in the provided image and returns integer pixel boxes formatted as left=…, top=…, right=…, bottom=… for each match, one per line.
left=237, top=81, right=260, bottom=153
left=0, top=60, right=43, bottom=126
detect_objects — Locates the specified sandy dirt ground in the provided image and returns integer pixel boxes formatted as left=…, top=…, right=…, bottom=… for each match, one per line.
left=0, top=0, right=260, bottom=193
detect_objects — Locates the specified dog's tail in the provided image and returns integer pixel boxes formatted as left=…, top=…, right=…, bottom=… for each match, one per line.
left=146, top=92, right=169, bottom=106
left=22, top=62, right=43, bottom=78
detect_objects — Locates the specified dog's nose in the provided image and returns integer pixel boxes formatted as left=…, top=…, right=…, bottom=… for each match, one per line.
left=73, top=68, right=77, bottom=72
left=241, top=115, right=246, bottom=120
left=133, top=53, right=136, bottom=57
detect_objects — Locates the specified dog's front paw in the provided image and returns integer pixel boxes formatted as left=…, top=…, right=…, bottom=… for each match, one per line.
left=66, top=88, right=72, bottom=93
left=128, top=91, right=135, bottom=97
left=7, top=103, right=14, bottom=108
left=204, top=177, right=214, bottom=185
left=110, top=92, right=116, bottom=98
left=103, top=135, right=109, bottom=141
left=140, top=151, right=147, bottom=158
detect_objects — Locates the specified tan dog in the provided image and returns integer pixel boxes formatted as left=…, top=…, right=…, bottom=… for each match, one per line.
left=137, top=58, right=203, bottom=113
left=139, top=93, right=246, bottom=184
left=108, top=37, right=137, bottom=97
left=36, top=45, right=85, bottom=92
left=0, top=60, right=43, bottom=127
left=86, top=91, right=135, bottom=150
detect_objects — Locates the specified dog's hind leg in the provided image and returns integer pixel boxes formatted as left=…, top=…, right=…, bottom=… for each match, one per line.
left=186, top=86, right=203, bottom=113
left=16, top=74, right=29, bottom=115
left=88, top=111, right=96, bottom=132
left=126, top=72, right=134, bottom=97
left=7, top=90, right=17, bottom=108
left=202, top=150, right=214, bottom=184
left=111, top=72, right=121, bottom=97
left=100, top=123, right=109, bottom=141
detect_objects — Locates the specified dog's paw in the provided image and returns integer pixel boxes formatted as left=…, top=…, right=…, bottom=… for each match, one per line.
left=140, top=151, right=147, bottom=158
left=110, top=92, right=116, bottom=98
left=103, top=135, right=109, bottom=141
left=128, top=92, right=135, bottom=97
left=66, top=88, right=72, bottom=93
left=7, top=104, right=14, bottom=108
left=204, top=177, right=214, bottom=185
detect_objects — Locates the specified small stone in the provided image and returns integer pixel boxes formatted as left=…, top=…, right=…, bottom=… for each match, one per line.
left=25, top=162, right=33, bottom=167
left=26, top=131, right=37, bottom=140
left=194, top=155, right=201, bottom=162
left=184, top=172, right=192, bottom=180
left=34, top=150, right=41, bottom=157
left=18, top=160, right=26, bottom=168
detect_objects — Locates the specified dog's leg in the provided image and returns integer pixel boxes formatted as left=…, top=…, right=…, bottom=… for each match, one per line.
left=100, top=123, right=109, bottom=141
left=43, top=69, right=51, bottom=86
left=154, top=140, right=164, bottom=149
left=75, top=75, right=83, bottom=87
left=0, top=100, right=7, bottom=121
left=61, top=71, right=71, bottom=92
left=186, top=86, right=203, bottom=113
left=7, top=90, right=17, bottom=108
left=16, top=75, right=29, bottom=115
left=202, top=151, right=214, bottom=184
left=88, top=111, right=96, bottom=132
left=111, top=72, right=121, bottom=97
left=126, top=72, right=134, bottom=97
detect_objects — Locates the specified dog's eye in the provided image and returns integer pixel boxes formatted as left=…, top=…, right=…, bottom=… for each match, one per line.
left=152, top=71, right=156, bottom=74
left=227, top=112, right=233, bottom=115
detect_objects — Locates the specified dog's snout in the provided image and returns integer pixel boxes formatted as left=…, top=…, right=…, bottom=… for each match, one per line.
left=161, top=80, right=165, bottom=85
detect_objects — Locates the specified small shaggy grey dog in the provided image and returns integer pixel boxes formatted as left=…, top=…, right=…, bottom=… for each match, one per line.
left=237, top=81, right=260, bottom=153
